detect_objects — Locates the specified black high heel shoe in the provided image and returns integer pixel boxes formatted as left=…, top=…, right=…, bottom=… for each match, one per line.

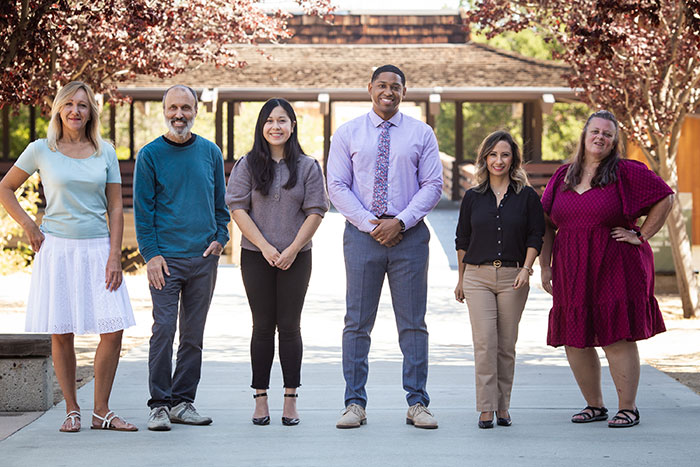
left=478, top=412, right=494, bottom=429
left=281, top=393, right=300, bottom=426
left=496, top=412, right=512, bottom=427
left=252, top=393, right=270, bottom=426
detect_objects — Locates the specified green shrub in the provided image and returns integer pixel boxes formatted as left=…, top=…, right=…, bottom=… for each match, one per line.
left=0, top=174, right=41, bottom=274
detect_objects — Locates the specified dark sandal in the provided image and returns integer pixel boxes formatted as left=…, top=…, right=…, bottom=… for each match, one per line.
left=282, top=393, right=300, bottom=426
left=608, top=408, right=640, bottom=428
left=571, top=405, right=608, bottom=423
left=252, top=393, right=270, bottom=426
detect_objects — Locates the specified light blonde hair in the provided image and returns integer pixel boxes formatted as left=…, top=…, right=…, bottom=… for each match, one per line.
left=46, top=81, right=102, bottom=155
left=473, top=130, right=530, bottom=194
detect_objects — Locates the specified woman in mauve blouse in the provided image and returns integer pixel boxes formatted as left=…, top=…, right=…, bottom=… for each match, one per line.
left=225, top=98, right=329, bottom=427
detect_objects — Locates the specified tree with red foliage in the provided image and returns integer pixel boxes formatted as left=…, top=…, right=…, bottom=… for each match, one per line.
left=0, top=0, right=333, bottom=109
left=467, top=0, right=700, bottom=317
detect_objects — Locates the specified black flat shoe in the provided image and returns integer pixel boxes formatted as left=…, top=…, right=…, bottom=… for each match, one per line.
left=497, top=417, right=512, bottom=427
left=252, top=392, right=270, bottom=426
left=282, top=393, right=300, bottom=426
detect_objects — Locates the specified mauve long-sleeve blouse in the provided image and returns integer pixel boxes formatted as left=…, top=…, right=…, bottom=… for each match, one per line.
left=225, top=154, right=330, bottom=252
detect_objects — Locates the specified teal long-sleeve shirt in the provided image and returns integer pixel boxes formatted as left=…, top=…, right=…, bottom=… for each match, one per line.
left=134, top=135, right=230, bottom=262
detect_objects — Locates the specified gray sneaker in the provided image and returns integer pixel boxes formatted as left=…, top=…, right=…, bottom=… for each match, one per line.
left=147, top=406, right=171, bottom=431
left=336, top=403, right=367, bottom=429
left=170, top=402, right=212, bottom=425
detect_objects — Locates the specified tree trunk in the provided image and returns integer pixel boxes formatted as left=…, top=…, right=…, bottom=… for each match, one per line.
left=665, top=197, right=700, bottom=317
left=656, top=143, right=700, bottom=318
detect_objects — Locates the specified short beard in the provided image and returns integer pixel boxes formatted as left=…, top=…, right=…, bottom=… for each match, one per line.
left=165, top=116, right=194, bottom=137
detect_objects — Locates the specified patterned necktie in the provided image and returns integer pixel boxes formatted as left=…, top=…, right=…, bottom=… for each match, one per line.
left=370, top=121, right=391, bottom=217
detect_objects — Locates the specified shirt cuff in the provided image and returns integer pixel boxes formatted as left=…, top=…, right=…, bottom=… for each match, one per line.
left=140, top=246, right=161, bottom=263
left=304, top=208, right=327, bottom=218
left=226, top=201, right=250, bottom=212
left=396, top=212, right=417, bottom=230
left=216, top=233, right=230, bottom=248
left=358, top=214, right=378, bottom=233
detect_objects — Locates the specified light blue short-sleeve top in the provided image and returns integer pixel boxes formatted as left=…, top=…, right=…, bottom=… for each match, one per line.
left=14, top=139, right=121, bottom=239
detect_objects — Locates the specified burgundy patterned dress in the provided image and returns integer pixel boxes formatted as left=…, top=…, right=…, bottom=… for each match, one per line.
left=542, top=159, right=673, bottom=348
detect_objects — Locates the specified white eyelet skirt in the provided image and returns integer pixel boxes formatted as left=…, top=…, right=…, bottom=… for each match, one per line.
left=25, top=233, right=136, bottom=335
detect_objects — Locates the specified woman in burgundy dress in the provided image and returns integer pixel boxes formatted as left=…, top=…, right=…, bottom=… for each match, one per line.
left=540, top=110, right=673, bottom=428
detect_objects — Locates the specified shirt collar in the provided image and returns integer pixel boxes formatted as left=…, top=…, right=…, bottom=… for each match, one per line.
left=369, top=109, right=402, bottom=128
left=484, top=181, right=515, bottom=196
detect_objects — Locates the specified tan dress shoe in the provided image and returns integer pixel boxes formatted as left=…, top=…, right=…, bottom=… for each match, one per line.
left=336, top=403, right=367, bottom=429
left=406, top=403, right=438, bottom=429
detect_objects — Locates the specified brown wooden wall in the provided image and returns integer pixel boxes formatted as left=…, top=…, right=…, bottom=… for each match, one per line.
left=627, top=115, right=700, bottom=245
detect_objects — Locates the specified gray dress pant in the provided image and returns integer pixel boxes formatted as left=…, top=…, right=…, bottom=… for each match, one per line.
left=147, top=255, right=219, bottom=408
left=342, top=220, right=431, bottom=409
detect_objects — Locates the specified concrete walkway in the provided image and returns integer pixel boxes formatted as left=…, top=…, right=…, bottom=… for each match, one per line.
left=1, top=203, right=700, bottom=466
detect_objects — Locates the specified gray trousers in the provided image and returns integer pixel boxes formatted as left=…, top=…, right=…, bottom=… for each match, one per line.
left=342, top=220, right=431, bottom=408
left=147, top=255, right=219, bottom=408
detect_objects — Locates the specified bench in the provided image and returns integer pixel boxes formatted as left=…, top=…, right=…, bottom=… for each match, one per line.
left=1, top=159, right=236, bottom=211
left=524, top=162, right=562, bottom=195
left=0, top=334, right=54, bottom=411
left=440, top=155, right=562, bottom=200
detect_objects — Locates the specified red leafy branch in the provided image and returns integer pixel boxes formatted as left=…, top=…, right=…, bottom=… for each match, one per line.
left=0, top=0, right=334, bottom=109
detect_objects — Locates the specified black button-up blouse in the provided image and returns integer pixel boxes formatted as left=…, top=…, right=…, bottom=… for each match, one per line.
left=455, top=184, right=545, bottom=265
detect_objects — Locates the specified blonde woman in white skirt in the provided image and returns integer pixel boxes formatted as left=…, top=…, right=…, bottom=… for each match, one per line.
left=0, top=81, right=137, bottom=432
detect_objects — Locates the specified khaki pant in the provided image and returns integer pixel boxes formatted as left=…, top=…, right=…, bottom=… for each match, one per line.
left=462, top=264, right=529, bottom=412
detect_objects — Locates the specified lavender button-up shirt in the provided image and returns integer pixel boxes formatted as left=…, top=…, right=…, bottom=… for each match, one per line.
left=327, top=110, right=443, bottom=233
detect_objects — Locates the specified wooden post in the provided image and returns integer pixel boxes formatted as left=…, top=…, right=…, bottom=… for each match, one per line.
left=453, top=101, right=464, bottom=201
left=2, top=107, right=9, bottom=160
left=522, top=101, right=543, bottom=162
left=29, top=106, right=36, bottom=142
left=425, top=100, right=435, bottom=129
left=109, top=103, right=116, bottom=145
left=215, top=99, right=223, bottom=151
left=322, top=101, right=332, bottom=174
left=129, top=101, right=135, bottom=159
left=227, top=101, right=235, bottom=161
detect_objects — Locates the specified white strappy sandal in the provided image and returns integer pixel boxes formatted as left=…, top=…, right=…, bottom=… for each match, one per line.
left=91, top=410, right=138, bottom=432
left=59, top=410, right=81, bottom=433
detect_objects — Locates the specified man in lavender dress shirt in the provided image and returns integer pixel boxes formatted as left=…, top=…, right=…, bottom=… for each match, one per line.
left=327, top=65, right=443, bottom=429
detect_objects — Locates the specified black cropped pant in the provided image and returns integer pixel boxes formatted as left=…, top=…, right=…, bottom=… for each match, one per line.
left=240, top=248, right=312, bottom=389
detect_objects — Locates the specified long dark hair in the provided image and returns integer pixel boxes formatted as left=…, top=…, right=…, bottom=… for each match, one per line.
left=564, top=110, right=623, bottom=190
left=246, top=98, right=304, bottom=195
left=473, top=130, right=529, bottom=194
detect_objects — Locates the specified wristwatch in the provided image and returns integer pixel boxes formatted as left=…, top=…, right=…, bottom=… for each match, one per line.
left=635, top=230, right=646, bottom=243
left=522, top=266, right=534, bottom=276
left=398, top=219, right=406, bottom=232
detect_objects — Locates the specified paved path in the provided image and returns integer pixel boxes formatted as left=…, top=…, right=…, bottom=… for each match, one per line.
left=2, top=204, right=700, bottom=466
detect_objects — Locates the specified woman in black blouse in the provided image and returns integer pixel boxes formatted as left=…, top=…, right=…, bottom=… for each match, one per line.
left=454, top=130, right=545, bottom=429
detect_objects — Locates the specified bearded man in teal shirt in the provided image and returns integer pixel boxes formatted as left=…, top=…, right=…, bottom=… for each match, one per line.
left=134, top=84, right=229, bottom=431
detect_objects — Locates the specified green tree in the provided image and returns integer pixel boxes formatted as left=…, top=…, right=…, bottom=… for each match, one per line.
left=436, top=102, right=521, bottom=161
left=471, top=27, right=590, bottom=161
left=7, top=107, right=49, bottom=159
left=0, top=174, right=40, bottom=273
